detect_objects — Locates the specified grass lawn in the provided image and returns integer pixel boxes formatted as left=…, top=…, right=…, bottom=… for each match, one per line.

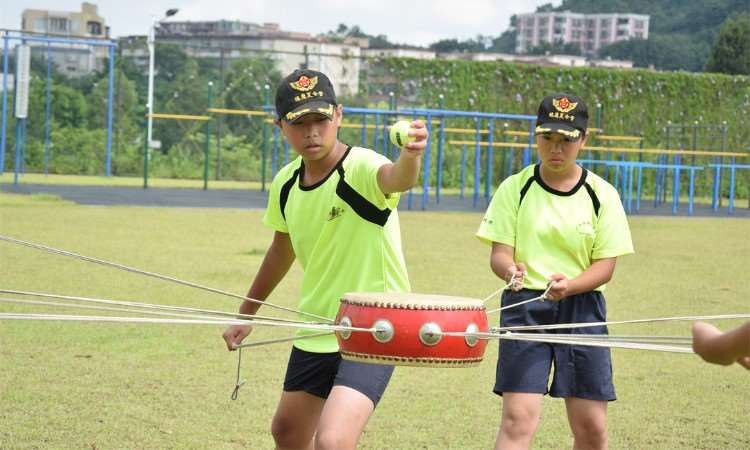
left=0, top=192, right=748, bottom=449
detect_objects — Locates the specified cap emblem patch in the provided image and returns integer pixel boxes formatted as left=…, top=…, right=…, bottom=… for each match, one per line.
left=553, top=97, right=578, bottom=113
left=290, top=75, right=318, bottom=92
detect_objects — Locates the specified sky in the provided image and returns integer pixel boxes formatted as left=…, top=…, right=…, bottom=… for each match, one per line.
left=4, top=0, right=558, bottom=46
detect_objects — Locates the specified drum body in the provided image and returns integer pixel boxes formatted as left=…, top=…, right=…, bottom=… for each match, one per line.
left=335, top=292, right=488, bottom=367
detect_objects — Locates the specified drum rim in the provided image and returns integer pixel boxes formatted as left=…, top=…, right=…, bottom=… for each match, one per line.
left=341, top=350, right=484, bottom=367
left=341, top=292, right=485, bottom=310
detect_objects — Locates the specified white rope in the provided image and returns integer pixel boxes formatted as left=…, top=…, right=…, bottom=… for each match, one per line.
left=0, top=235, right=333, bottom=323
left=481, top=272, right=525, bottom=305
left=493, top=313, right=750, bottom=332
left=496, top=332, right=693, bottom=353
left=0, top=312, right=376, bottom=333
left=235, top=332, right=334, bottom=349
left=485, top=284, right=553, bottom=315
left=1, top=289, right=315, bottom=325
left=0, top=297, right=239, bottom=322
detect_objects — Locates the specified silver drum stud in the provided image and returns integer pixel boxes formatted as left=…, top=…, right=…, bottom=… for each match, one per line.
left=419, top=322, right=443, bottom=346
left=338, top=316, right=352, bottom=340
left=465, top=323, right=480, bottom=347
left=372, top=319, right=394, bottom=343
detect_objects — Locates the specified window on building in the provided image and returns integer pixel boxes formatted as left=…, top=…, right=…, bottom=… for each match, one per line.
left=87, top=21, right=102, bottom=35
left=525, top=18, right=534, bottom=26
left=49, top=17, right=70, bottom=33
left=525, top=29, right=533, bottom=38
left=635, top=31, right=644, bottom=39
left=635, top=20, right=644, bottom=29
left=585, top=42, right=594, bottom=51
left=600, top=30, right=610, bottom=39
left=587, top=30, right=595, bottom=39
left=586, top=19, right=595, bottom=27
left=618, top=18, right=629, bottom=25
left=555, top=16, right=565, bottom=23
left=572, top=30, right=581, bottom=39
left=554, top=27, right=564, bottom=35
left=572, top=19, right=582, bottom=27
left=538, top=28, right=548, bottom=38
left=539, top=17, right=548, bottom=26
left=617, top=29, right=628, bottom=36
left=601, top=19, right=611, bottom=27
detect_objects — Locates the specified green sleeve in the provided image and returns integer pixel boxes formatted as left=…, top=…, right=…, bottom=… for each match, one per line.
left=476, top=176, right=518, bottom=247
left=262, top=174, right=289, bottom=233
left=592, top=184, right=634, bottom=259
left=350, top=148, right=400, bottom=210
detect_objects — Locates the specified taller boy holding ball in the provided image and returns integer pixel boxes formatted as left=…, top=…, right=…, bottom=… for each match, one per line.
left=222, top=68, right=428, bottom=450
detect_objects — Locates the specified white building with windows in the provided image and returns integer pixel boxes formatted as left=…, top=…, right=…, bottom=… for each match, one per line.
left=122, top=21, right=362, bottom=96
left=20, top=2, right=110, bottom=76
left=516, top=11, right=649, bottom=55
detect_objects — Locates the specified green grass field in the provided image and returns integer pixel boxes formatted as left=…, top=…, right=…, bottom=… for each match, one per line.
left=0, top=192, right=748, bottom=449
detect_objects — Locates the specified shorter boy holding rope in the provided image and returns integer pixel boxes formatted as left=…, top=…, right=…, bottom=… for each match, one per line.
left=477, top=93, right=634, bottom=450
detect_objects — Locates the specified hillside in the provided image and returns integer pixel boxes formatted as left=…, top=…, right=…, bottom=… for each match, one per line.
left=548, top=0, right=750, bottom=70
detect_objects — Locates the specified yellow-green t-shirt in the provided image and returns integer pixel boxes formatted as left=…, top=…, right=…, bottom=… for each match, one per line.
left=264, top=146, right=411, bottom=352
left=476, top=164, right=634, bottom=291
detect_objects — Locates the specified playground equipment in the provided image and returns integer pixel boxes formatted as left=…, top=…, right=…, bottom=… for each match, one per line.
left=1, top=30, right=116, bottom=183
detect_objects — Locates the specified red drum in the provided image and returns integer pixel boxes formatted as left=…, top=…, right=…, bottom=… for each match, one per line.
left=335, top=292, right=489, bottom=367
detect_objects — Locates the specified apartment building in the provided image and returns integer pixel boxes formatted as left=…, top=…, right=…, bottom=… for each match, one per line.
left=20, top=2, right=110, bottom=76
left=515, top=11, right=649, bottom=55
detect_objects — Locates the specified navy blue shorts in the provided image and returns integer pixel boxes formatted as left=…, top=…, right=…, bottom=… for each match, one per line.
left=283, top=346, right=394, bottom=406
left=495, top=289, right=616, bottom=401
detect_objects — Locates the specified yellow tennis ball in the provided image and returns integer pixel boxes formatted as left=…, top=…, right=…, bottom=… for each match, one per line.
left=389, top=120, right=415, bottom=148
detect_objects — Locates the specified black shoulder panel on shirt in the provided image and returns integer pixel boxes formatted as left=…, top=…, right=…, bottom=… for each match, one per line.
left=279, top=168, right=301, bottom=220
left=583, top=182, right=601, bottom=217
left=518, top=175, right=536, bottom=206
left=335, top=166, right=391, bottom=226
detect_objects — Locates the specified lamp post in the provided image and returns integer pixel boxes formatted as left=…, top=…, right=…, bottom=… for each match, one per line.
left=146, top=8, right=178, bottom=151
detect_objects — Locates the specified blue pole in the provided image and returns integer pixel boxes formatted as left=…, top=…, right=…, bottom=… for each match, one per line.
left=627, top=165, right=634, bottom=213
left=1, top=33, right=9, bottom=173
left=421, top=112, right=432, bottom=210
left=524, top=120, right=534, bottom=167
left=473, top=118, right=481, bottom=208
left=636, top=166, right=643, bottom=211
left=373, top=113, right=380, bottom=154
left=672, top=167, right=680, bottom=215
left=436, top=115, right=445, bottom=204
left=728, top=163, right=736, bottom=214
left=485, top=120, right=494, bottom=203
left=44, top=42, right=52, bottom=176
left=105, top=44, right=115, bottom=176
left=688, top=169, right=696, bottom=216
left=460, top=143, right=466, bottom=200
left=360, top=113, right=367, bottom=148
left=711, top=165, right=721, bottom=211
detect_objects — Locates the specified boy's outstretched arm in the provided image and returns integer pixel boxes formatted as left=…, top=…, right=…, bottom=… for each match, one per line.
left=692, top=321, right=750, bottom=370
left=222, top=231, right=296, bottom=350
left=378, top=120, right=428, bottom=194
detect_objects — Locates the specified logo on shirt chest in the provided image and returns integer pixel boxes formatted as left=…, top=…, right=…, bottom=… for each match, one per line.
left=327, top=206, right=345, bottom=221
left=576, top=220, right=595, bottom=236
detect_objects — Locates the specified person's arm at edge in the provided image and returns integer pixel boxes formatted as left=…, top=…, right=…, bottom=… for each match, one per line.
left=692, top=321, right=750, bottom=369
left=377, top=120, right=428, bottom=194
